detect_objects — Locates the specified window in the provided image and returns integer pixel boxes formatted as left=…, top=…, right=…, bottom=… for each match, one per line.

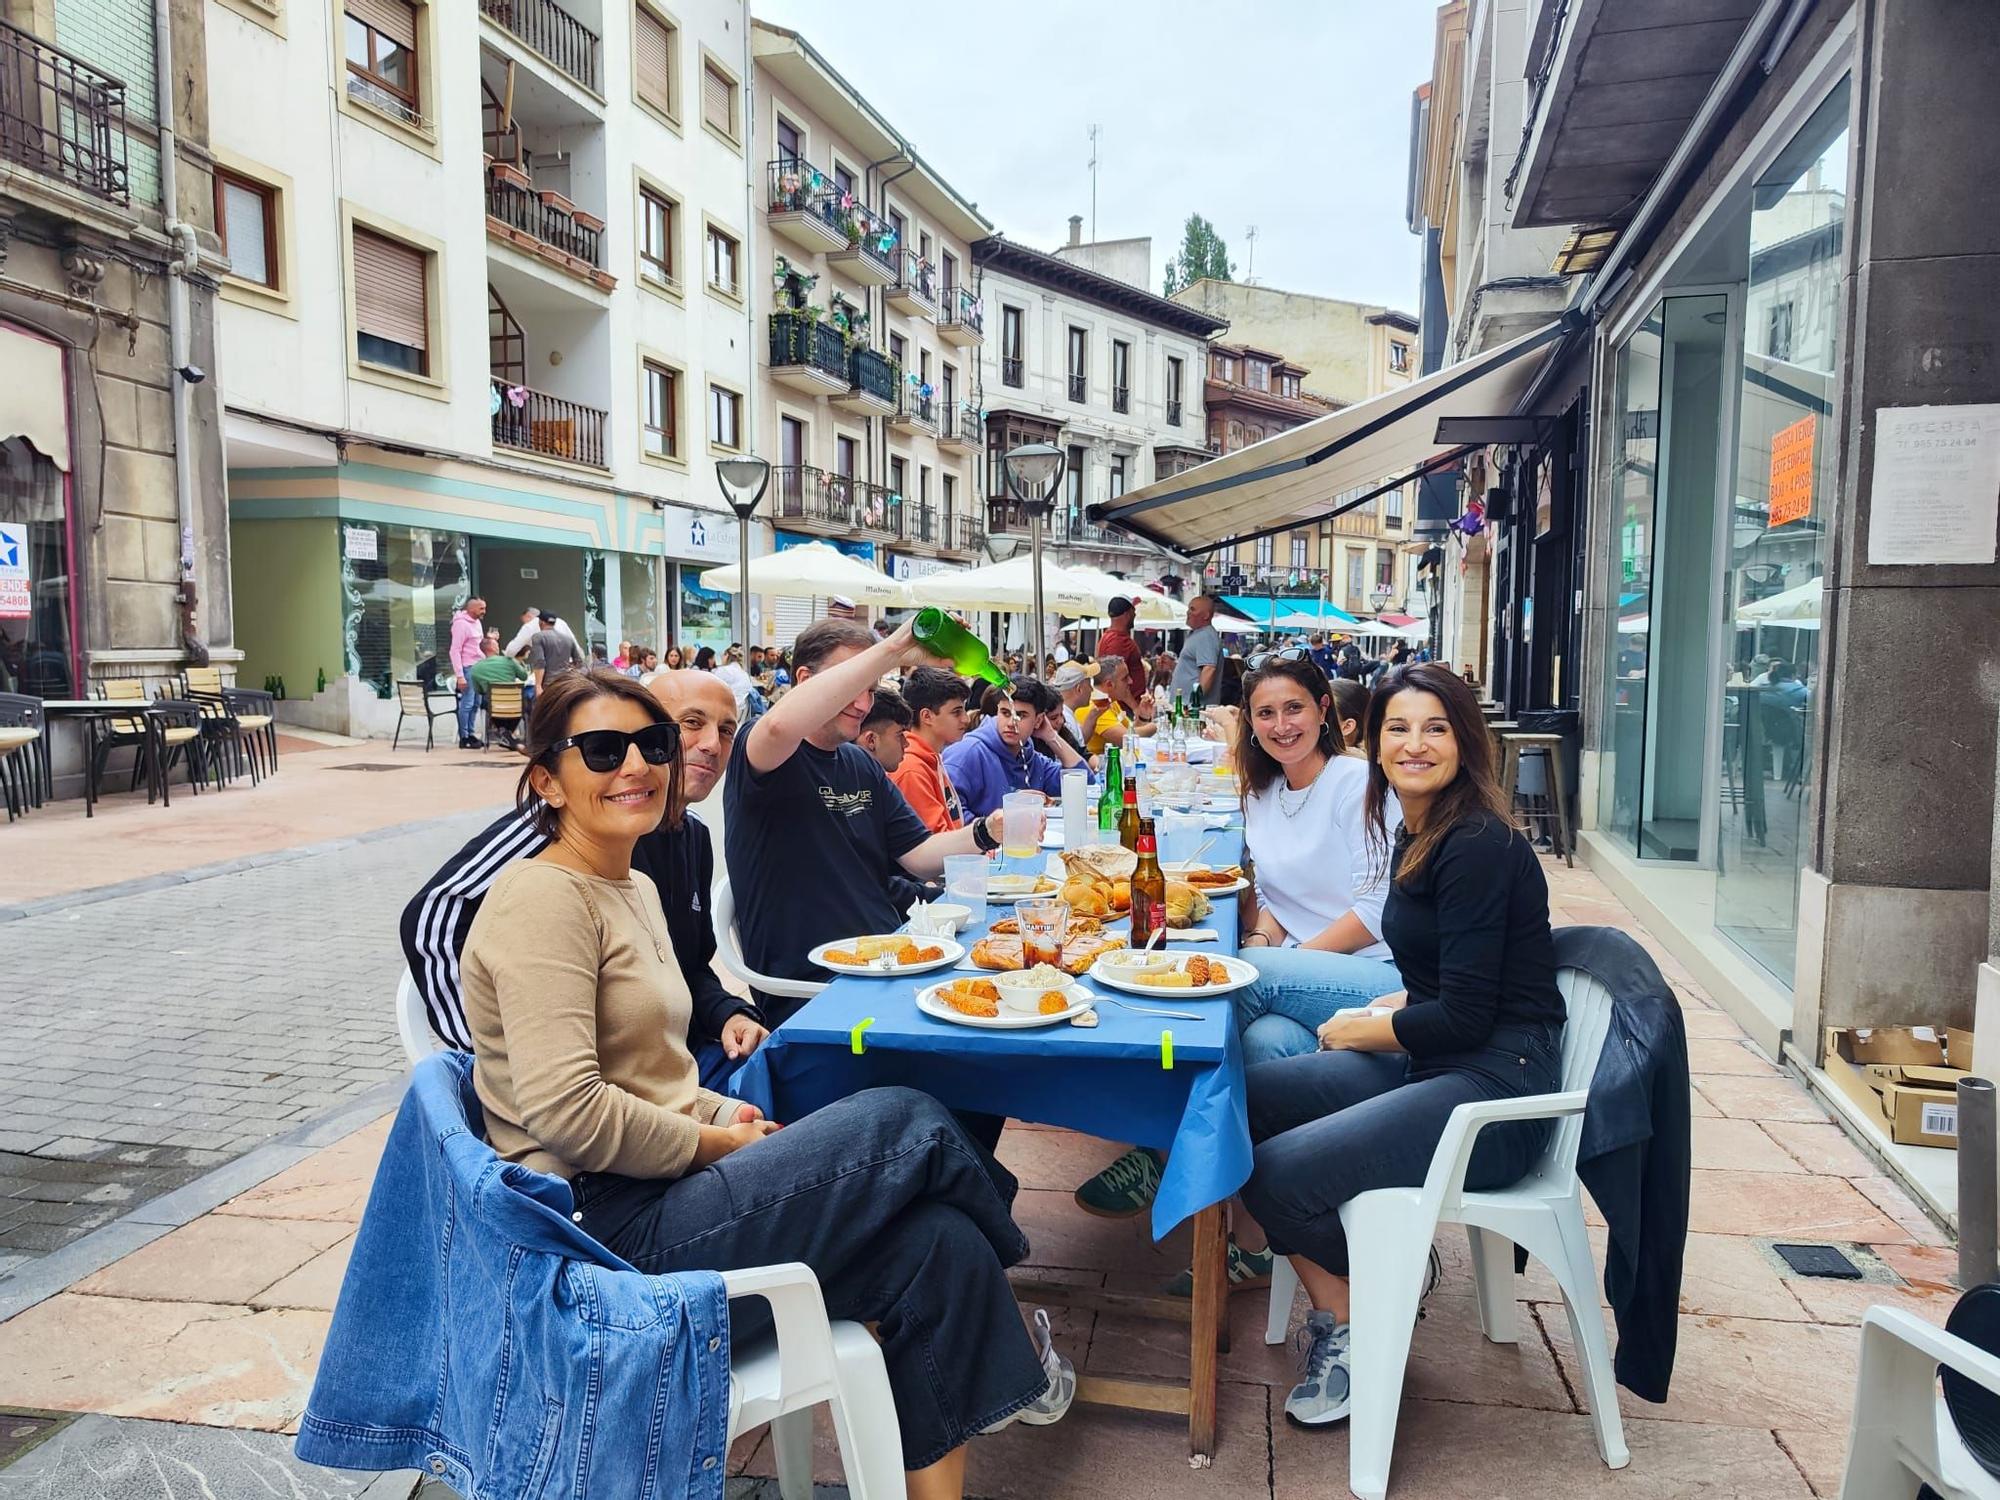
left=1255, top=535, right=1274, bottom=569
left=1767, top=301, right=1795, bottom=361
left=215, top=169, right=277, bottom=289
left=941, top=250, right=958, bottom=291
left=889, top=331, right=907, bottom=371
left=1215, top=352, right=1236, bottom=382
left=920, top=230, right=933, bottom=264
left=345, top=0, right=420, bottom=124
left=941, top=363, right=956, bottom=410
left=1002, top=305, right=1024, bottom=386
left=888, top=209, right=908, bottom=255
left=639, top=186, right=675, bottom=289
left=1376, top=547, right=1395, bottom=590
left=889, top=456, right=907, bottom=499
left=1111, top=339, right=1130, bottom=413
left=779, top=415, right=805, bottom=471
left=835, top=434, right=857, bottom=480
left=833, top=162, right=855, bottom=197
left=1247, top=360, right=1269, bottom=392
left=1110, top=454, right=1127, bottom=500
left=708, top=385, right=742, bottom=449
left=1389, top=340, right=1410, bottom=373
left=633, top=6, right=676, bottom=120
left=705, top=224, right=738, bottom=296
left=1166, top=356, right=1183, bottom=425
left=1067, top=326, right=1086, bottom=402
left=1066, top=444, right=1086, bottom=514
left=775, top=115, right=802, bottom=165
left=352, top=226, right=429, bottom=375
left=943, top=472, right=957, bottom=520
left=1346, top=550, right=1364, bottom=602
left=1290, top=534, right=1307, bottom=569
left=701, top=59, right=738, bottom=141
left=1385, top=486, right=1404, bottom=529
left=643, top=361, right=678, bottom=458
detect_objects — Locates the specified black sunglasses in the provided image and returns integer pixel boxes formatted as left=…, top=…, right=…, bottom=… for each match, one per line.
left=542, top=723, right=680, bottom=773
left=1246, top=646, right=1312, bottom=672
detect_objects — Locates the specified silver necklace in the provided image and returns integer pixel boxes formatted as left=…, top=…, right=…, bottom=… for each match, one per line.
left=1277, top=757, right=1329, bottom=819
left=615, top=883, right=670, bottom=963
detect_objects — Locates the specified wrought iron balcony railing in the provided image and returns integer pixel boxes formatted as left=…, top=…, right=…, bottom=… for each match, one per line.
left=491, top=378, right=607, bottom=467
left=0, top=19, right=130, bottom=204
left=479, top=0, right=599, bottom=92
left=485, top=167, right=603, bottom=265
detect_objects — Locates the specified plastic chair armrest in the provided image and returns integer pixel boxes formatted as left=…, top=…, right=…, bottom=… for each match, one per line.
left=720, top=1262, right=841, bottom=1397
left=1864, top=1305, right=2000, bottom=1400
left=1419, top=1089, right=1590, bottom=1209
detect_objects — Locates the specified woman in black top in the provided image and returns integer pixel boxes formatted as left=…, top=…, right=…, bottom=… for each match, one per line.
left=1239, top=662, right=1565, bottom=1430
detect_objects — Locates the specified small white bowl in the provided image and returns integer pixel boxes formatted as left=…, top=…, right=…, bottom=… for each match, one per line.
left=993, top=966, right=1072, bottom=1015
left=926, top=903, right=973, bottom=933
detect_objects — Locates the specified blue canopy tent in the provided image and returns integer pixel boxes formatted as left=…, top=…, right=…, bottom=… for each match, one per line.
left=1219, top=596, right=1361, bottom=629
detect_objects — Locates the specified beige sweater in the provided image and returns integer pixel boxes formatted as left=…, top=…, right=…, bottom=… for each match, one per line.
left=460, top=861, right=734, bottom=1181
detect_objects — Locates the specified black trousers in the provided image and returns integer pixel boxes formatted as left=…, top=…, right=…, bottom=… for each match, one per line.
left=1239, top=1023, right=1561, bottom=1277
left=574, top=1086, right=1045, bottom=1470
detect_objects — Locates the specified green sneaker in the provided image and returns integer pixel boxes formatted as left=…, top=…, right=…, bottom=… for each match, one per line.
left=1073, top=1147, right=1163, bottom=1218
left=1163, top=1239, right=1276, bottom=1298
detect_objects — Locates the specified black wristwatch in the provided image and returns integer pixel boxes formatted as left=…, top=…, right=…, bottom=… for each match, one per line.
left=971, top=815, right=1000, bottom=853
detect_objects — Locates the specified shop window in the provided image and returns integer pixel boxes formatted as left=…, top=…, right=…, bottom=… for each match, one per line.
left=0, top=436, right=75, bottom=698
left=341, top=522, right=467, bottom=698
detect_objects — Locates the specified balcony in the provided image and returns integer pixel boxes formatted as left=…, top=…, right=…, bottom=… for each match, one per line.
left=890, top=387, right=938, bottom=438
left=485, top=161, right=611, bottom=288
left=905, top=504, right=940, bottom=549
left=1153, top=444, right=1213, bottom=480
left=834, top=347, right=899, bottom=417
left=855, top=482, right=903, bottom=541
left=770, top=464, right=855, bottom=532
left=938, top=402, right=979, bottom=453
left=885, top=249, right=937, bottom=315
left=1067, top=372, right=1086, bottom=404
left=0, top=20, right=130, bottom=205
left=490, top=377, right=607, bottom=467
left=479, top=0, right=599, bottom=93
left=1002, top=355, right=1024, bottom=388
left=946, top=510, right=984, bottom=557
left=1112, top=384, right=1131, bottom=415
left=825, top=201, right=898, bottom=287
left=768, top=311, right=851, bottom=397
left=1166, top=398, right=1183, bottom=427
left=937, top=286, right=984, bottom=346
left=765, top=158, right=851, bottom=255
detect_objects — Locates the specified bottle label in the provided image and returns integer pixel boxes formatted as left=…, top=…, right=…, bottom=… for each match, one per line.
left=1137, top=836, right=1157, bottom=854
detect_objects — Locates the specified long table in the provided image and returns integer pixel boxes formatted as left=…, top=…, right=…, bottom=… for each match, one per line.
left=731, top=876, right=1251, bottom=1461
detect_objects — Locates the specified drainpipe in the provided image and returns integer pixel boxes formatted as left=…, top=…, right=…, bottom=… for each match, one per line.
left=154, top=0, right=203, bottom=658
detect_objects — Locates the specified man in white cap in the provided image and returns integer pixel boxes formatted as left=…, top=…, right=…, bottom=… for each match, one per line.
left=1048, top=659, right=1099, bottom=752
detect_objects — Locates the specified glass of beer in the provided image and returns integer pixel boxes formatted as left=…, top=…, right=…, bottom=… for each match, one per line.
left=1017, top=898, right=1069, bottom=971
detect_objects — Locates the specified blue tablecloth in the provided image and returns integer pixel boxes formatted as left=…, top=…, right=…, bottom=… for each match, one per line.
left=731, top=881, right=1250, bottom=1242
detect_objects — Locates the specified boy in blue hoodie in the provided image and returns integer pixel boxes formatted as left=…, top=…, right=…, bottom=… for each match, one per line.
left=941, top=676, right=1081, bottom=817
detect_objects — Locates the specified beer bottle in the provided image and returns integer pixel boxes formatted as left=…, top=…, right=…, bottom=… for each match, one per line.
left=1098, top=746, right=1123, bottom=835
left=1118, top=779, right=1142, bottom=851
left=911, top=607, right=1010, bottom=689
left=1130, top=818, right=1168, bottom=947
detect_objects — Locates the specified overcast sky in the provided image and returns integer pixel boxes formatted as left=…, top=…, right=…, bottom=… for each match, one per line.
left=751, top=0, right=1437, bottom=310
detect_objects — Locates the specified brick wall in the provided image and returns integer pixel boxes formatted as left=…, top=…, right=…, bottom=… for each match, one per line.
left=52, top=0, right=160, bottom=205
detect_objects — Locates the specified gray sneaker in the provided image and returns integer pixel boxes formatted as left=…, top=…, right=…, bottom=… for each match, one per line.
left=1285, top=1310, right=1351, bottom=1427
left=984, top=1309, right=1076, bottom=1433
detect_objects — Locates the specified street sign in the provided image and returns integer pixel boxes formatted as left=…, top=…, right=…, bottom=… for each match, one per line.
left=0, top=520, right=29, bottom=620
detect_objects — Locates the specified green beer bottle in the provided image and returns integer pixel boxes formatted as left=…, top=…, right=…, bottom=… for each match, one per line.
left=1098, top=746, right=1123, bottom=834
left=911, top=607, right=1009, bottom=689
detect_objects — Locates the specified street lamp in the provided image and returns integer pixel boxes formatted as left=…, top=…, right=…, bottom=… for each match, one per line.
left=715, top=455, right=771, bottom=650
left=1001, top=442, right=1065, bottom=672
left=1370, top=585, right=1394, bottom=614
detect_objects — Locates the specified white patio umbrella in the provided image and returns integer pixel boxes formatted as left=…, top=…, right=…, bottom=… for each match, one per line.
left=1212, top=613, right=1264, bottom=635
left=1736, top=577, right=1821, bottom=625
left=699, top=541, right=911, bottom=607
left=911, top=553, right=1103, bottom=616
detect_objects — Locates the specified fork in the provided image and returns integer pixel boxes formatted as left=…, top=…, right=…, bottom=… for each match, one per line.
left=1076, top=990, right=1204, bottom=1022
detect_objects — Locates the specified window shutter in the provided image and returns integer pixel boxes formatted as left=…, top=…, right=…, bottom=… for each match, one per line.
left=634, top=9, right=672, bottom=114
left=347, top=0, right=416, bottom=48
left=352, top=228, right=427, bottom=350
left=701, top=63, right=732, bottom=135
left=221, top=179, right=271, bottom=285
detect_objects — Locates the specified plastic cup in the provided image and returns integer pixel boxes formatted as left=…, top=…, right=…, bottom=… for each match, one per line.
left=1061, top=769, right=1090, bottom=850
left=943, top=854, right=990, bottom=928
left=1001, top=790, right=1045, bottom=862
left=1158, top=810, right=1204, bottom=869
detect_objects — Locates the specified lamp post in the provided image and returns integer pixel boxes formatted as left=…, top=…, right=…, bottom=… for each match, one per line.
left=1001, top=441, right=1065, bottom=673
left=1370, top=585, right=1394, bottom=615
left=715, top=456, right=772, bottom=652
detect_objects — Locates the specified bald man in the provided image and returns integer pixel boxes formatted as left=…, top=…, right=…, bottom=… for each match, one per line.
left=399, top=666, right=767, bottom=1083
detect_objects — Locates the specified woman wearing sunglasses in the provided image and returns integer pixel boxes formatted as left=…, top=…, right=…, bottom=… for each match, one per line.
left=456, top=669, right=1072, bottom=1498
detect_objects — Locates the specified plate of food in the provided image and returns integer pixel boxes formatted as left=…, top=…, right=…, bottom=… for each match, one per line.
left=1089, top=950, right=1259, bottom=997
left=918, top=971, right=1096, bottom=1029
left=1160, top=863, right=1251, bottom=898
left=808, top=934, right=965, bottom=976
left=969, top=930, right=1128, bottom=975
left=985, top=872, right=1061, bottom=903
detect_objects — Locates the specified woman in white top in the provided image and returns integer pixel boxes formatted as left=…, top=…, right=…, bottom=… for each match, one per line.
left=1232, top=648, right=1402, bottom=1065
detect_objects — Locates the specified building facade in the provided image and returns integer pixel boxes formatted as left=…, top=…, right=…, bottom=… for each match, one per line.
left=209, top=0, right=757, bottom=734
left=972, top=229, right=1220, bottom=579
left=1, top=0, right=231, bottom=738
left=750, top=19, right=987, bottom=631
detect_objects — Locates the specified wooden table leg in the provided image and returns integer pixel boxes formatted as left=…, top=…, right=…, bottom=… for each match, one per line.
left=1188, top=1203, right=1225, bottom=1462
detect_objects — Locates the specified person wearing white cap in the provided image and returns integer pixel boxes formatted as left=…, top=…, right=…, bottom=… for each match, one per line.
left=1048, top=659, right=1099, bottom=751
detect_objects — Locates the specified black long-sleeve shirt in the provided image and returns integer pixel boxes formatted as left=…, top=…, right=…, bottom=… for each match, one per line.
left=400, top=809, right=758, bottom=1051
left=1383, top=810, right=1564, bottom=1058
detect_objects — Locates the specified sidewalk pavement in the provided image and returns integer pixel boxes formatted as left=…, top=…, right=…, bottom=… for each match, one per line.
left=0, top=856, right=1957, bottom=1499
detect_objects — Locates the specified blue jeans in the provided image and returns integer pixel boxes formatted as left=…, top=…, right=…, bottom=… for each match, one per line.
left=1231, top=945, right=1404, bottom=1065
left=456, top=682, right=480, bottom=741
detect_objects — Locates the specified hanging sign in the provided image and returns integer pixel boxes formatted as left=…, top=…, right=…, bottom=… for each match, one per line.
left=1767, top=415, right=1816, bottom=527
left=0, top=521, right=30, bottom=619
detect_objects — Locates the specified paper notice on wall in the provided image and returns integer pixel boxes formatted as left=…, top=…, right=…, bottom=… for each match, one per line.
left=1867, top=404, right=2000, bottom=565
left=0, top=521, right=29, bottom=620
left=1767, top=415, right=1816, bottom=527
left=343, top=525, right=378, bottom=562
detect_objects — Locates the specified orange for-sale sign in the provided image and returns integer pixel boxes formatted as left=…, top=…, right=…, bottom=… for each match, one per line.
left=1768, top=415, right=1816, bottom=526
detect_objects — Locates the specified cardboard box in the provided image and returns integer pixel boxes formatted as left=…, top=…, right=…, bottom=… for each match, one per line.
left=1823, top=1026, right=1971, bottom=1149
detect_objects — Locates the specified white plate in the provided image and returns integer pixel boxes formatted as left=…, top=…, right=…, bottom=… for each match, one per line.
left=917, top=979, right=1096, bottom=1029
left=808, top=936, right=966, bottom=977
left=1089, top=951, right=1259, bottom=998
left=985, top=874, right=1062, bottom=903
left=1175, top=877, right=1249, bottom=898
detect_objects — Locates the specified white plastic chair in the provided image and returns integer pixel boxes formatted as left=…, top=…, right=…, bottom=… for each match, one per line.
left=1839, top=1305, right=2000, bottom=1499
left=712, top=877, right=828, bottom=1003
left=396, top=968, right=446, bottom=1066
left=1263, top=968, right=1628, bottom=1499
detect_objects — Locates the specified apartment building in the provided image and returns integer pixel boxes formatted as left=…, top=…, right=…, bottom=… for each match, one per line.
left=0, top=0, right=232, bottom=733
left=750, top=19, right=989, bottom=620
left=973, top=224, right=1222, bottom=577
left=209, top=0, right=758, bottom=735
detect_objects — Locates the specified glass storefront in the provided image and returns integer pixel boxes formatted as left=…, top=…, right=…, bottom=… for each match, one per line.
left=1595, top=79, right=1849, bottom=988
left=678, top=568, right=733, bottom=655
left=0, top=436, right=75, bottom=698
left=584, top=549, right=660, bottom=656
left=342, top=522, right=470, bottom=697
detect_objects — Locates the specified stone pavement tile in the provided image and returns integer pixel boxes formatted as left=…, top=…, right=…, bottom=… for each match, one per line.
left=1852, top=1174, right=1951, bottom=1248
left=1688, top=1085, right=1722, bottom=1119
left=1873, top=1242, right=1959, bottom=1290
left=0, top=1412, right=391, bottom=1498
left=1783, top=1260, right=1958, bottom=1327
left=252, top=1231, right=358, bottom=1311
left=1683, top=1007, right=1755, bottom=1039
left=1270, top=1400, right=1815, bottom=1499
left=1694, top=1076, right=1833, bottom=1124
left=0, top=1293, right=324, bottom=1430
left=1759, top=1120, right=1879, bottom=1178
left=75, top=1215, right=350, bottom=1304
left=1687, top=1037, right=1784, bottom=1077
left=1541, top=1309, right=1859, bottom=1433
left=1694, top=1117, right=1810, bottom=1174
left=1776, top=1425, right=1852, bottom=1497
left=995, top=1126, right=1117, bottom=1192
left=1523, top=1228, right=1808, bottom=1321
left=213, top=1135, right=383, bottom=1225
left=1082, top=1270, right=1291, bottom=1389
left=1009, top=1188, right=1191, bottom=1279
left=1686, top=1170, right=1913, bottom=1243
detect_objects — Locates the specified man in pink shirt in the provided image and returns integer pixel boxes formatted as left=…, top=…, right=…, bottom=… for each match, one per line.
left=448, top=596, right=487, bottom=748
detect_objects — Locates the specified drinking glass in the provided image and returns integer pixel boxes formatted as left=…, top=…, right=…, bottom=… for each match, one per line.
left=1001, top=790, right=1046, bottom=862
left=1017, top=898, right=1070, bottom=971
left=1061, top=768, right=1090, bottom=850
left=1158, top=810, right=1204, bottom=869
left=942, top=854, right=990, bottom=928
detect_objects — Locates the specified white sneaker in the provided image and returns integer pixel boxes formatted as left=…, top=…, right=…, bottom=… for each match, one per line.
left=983, top=1309, right=1076, bottom=1432
left=1285, top=1309, right=1351, bottom=1427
